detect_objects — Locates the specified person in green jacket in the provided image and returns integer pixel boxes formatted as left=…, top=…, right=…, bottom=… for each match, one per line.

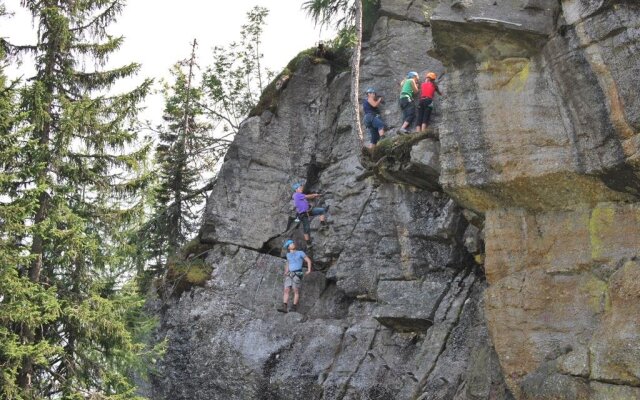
left=398, top=71, right=419, bottom=133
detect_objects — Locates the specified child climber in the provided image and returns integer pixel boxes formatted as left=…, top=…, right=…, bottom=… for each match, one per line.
left=292, top=182, right=327, bottom=248
left=277, top=239, right=312, bottom=313
left=416, top=71, right=443, bottom=133
left=398, top=71, right=419, bottom=133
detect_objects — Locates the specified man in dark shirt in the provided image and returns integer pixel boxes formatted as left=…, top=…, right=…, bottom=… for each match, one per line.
left=363, top=87, right=386, bottom=147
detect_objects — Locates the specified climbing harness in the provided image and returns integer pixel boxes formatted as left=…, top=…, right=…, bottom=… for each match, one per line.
left=288, top=270, right=304, bottom=279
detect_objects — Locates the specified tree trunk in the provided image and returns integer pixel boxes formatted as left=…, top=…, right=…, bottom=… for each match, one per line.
left=18, top=11, right=58, bottom=388
left=170, top=39, right=198, bottom=251
left=351, top=0, right=364, bottom=148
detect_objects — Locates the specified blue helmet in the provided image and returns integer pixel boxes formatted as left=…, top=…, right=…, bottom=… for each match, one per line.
left=407, top=71, right=418, bottom=79
left=283, top=239, right=295, bottom=249
left=291, top=182, right=303, bottom=191
left=365, top=87, right=376, bottom=94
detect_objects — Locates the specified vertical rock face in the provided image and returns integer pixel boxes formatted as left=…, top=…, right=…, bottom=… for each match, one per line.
left=431, top=0, right=640, bottom=398
left=152, top=0, right=640, bottom=399
left=433, top=0, right=639, bottom=210
left=151, top=1, right=512, bottom=399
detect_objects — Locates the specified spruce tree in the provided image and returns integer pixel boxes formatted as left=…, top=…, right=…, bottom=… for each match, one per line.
left=2, top=7, right=62, bottom=398
left=143, top=40, right=216, bottom=276
left=0, top=1, right=153, bottom=398
left=141, top=8, right=274, bottom=291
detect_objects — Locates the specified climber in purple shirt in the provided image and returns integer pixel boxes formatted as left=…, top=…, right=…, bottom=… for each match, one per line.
left=292, top=182, right=327, bottom=247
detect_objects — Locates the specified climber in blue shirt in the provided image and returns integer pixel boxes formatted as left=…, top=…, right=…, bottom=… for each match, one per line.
left=277, top=239, right=312, bottom=313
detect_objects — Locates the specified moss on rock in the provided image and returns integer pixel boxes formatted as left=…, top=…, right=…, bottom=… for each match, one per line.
left=162, top=258, right=213, bottom=298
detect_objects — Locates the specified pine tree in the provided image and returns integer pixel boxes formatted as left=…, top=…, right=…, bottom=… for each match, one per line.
left=142, top=40, right=218, bottom=277
left=0, top=1, right=154, bottom=398
left=139, top=8, right=275, bottom=293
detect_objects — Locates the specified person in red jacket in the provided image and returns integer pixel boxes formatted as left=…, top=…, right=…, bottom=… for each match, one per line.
left=416, top=72, right=443, bottom=133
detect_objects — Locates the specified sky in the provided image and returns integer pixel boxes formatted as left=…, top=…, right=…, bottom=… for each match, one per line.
left=0, top=0, right=337, bottom=122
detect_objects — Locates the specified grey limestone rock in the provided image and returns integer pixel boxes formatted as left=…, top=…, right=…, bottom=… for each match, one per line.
left=410, top=138, right=441, bottom=179
left=150, top=0, right=640, bottom=399
left=151, top=3, right=506, bottom=397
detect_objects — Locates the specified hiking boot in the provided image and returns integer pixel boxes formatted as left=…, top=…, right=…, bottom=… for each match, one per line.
left=277, top=303, right=288, bottom=313
left=289, top=304, right=297, bottom=312
left=306, top=239, right=313, bottom=248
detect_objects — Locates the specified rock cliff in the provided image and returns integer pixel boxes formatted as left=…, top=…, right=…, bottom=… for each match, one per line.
left=431, top=0, right=640, bottom=398
left=150, top=1, right=640, bottom=399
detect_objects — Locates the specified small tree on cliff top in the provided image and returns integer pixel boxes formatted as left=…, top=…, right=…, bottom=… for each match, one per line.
left=141, top=40, right=219, bottom=278
left=139, top=8, right=273, bottom=293
left=202, top=6, right=274, bottom=136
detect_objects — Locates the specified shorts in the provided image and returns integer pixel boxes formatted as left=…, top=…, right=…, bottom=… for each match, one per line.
left=299, top=207, right=326, bottom=234
left=284, top=271, right=303, bottom=289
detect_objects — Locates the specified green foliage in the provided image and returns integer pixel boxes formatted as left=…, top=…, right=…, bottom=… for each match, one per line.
left=163, top=258, right=213, bottom=298
left=328, top=26, right=357, bottom=51
left=303, top=0, right=354, bottom=29
left=302, top=0, right=379, bottom=31
left=137, top=39, right=227, bottom=295
left=138, top=7, right=275, bottom=297
left=181, top=237, right=214, bottom=260
left=0, top=1, right=157, bottom=398
left=158, top=238, right=214, bottom=297
left=202, top=6, right=274, bottom=135
left=142, top=50, right=213, bottom=270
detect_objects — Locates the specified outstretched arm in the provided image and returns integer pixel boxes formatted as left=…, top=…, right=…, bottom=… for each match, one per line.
left=284, top=262, right=289, bottom=276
